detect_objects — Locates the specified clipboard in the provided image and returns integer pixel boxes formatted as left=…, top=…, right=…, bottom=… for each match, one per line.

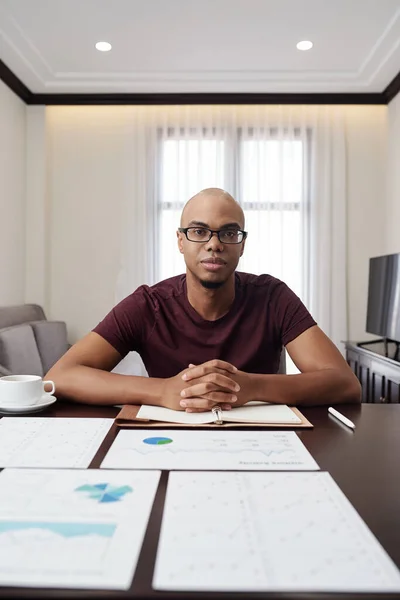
left=115, top=404, right=313, bottom=429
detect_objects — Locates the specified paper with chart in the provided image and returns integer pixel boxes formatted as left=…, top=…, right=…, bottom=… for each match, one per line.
left=154, top=471, right=400, bottom=593
left=0, top=418, right=113, bottom=468
left=101, top=430, right=319, bottom=470
left=0, top=468, right=160, bottom=589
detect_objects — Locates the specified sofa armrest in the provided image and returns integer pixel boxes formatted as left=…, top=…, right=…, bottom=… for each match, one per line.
left=0, top=363, right=12, bottom=377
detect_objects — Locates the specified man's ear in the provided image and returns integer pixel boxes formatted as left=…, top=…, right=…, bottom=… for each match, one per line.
left=177, top=230, right=184, bottom=254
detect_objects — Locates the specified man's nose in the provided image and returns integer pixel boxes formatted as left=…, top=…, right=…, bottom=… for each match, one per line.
left=205, top=231, right=224, bottom=251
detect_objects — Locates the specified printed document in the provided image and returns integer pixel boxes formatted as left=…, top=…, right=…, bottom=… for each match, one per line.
left=154, top=471, right=400, bottom=592
left=0, top=418, right=113, bottom=468
left=0, top=468, right=160, bottom=589
left=101, top=430, right=319, bottom=471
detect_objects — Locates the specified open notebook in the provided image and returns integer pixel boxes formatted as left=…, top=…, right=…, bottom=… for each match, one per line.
left=115, top=402, right=313, bottom=429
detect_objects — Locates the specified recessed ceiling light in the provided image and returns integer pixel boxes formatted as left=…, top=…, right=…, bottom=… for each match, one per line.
left=95, top=41, right=112, bottom=52
left=296, top=40, right=313, bottom=51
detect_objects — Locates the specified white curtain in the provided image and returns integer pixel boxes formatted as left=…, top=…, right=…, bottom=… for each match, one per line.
left=113, top=105, right=347, bottom=375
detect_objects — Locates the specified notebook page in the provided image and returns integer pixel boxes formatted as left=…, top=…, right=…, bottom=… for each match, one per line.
left=224, top=403, right=301, bottom=423
left=137, top=405, right=215, bottom=424
left=137, top=403, right=299, bottom=424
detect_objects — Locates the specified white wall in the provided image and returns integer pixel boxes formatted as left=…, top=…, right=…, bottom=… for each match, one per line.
left=386, top=92, right=400, bottom=254
left=28, top=104, right=388, bottom=344
left=0, top=80, right=26, bottom=305
left=25, top=106, right=47, bottom=309
left=45, top=107, right=128, bottom=341
left=345, top=106, right=387, bottom=341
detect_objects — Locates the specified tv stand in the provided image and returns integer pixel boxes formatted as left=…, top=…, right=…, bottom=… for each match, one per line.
left=357, top=338, right=400, bottom=361
left=345, top=341, right=400, bottom=403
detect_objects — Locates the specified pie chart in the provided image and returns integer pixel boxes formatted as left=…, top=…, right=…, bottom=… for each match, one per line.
left=75, top=483, right=133, bottom=503
left=143, top=436, right=173, bottom=445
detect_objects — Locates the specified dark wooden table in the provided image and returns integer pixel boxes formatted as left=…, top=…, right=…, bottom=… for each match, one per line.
left=1, top=403, right=400, bottom=600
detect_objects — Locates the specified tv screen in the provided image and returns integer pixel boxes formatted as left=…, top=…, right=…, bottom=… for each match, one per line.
left=366, top=253, right=400, bottom=342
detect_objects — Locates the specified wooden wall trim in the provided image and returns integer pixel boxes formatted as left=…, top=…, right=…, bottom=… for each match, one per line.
left=0, top=59, right=398, bottom=106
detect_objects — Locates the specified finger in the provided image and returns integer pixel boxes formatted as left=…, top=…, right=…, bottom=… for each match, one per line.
left=183, top=392, right=237, bottom=408
left=208, top=359, right=237, bottom=373
left=182, top=359, right=237, bottom=380
left=181, top=382, right=238, bottom=399
left=184, top=366, right=234, bottom=380
left=183, top=373, right=240, bottom=393
left=182, top=394, right=236, bottom=409
left=188, top=366, right=233, bottom=378
left=180, top=397, right=218, bottom=410
left=201, top=391, right=237, bottom=403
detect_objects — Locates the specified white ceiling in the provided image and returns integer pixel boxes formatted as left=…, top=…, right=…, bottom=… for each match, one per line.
left=0, top=0, right=399, bottom=94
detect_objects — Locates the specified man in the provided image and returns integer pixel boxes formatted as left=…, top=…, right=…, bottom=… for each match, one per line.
left=47, top=188, right=361, bottom=409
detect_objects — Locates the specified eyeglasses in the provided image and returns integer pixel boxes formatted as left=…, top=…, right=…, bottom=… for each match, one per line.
left=178, top=227, right=247, bottom=244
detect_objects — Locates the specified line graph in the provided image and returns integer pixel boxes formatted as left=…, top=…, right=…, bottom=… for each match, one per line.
left=0, top=521, right=115, bottom=573
left=0, top=521, right=116, bottom=538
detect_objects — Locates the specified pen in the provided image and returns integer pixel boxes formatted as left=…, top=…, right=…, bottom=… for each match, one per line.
left=328, top=407, right=356, bottom=430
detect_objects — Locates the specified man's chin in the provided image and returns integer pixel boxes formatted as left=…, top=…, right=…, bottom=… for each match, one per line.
left=199, top=278, right=225, bottom=289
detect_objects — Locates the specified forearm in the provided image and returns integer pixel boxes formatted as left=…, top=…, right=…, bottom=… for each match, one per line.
left=250, top=369, right=361, bottom=406
left=46, top=364, right=165, bottom=406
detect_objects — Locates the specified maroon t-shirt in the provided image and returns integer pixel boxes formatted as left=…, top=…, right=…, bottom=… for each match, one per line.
left=93, top=272, right=316, bottom=378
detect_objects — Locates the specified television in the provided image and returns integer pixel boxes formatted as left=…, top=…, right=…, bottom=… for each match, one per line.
left=366, top=252, right=400, bottom=344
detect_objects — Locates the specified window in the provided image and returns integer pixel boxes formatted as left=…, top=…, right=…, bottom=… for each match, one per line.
left=238, top=131, right=306, bottom=297
left=158, top=128, right=308, bottom=301
left=159, top=133, right=226, bottom=281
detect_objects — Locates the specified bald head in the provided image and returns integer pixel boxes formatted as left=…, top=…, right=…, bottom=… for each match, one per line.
left=180, top=188, right=244, bottom=229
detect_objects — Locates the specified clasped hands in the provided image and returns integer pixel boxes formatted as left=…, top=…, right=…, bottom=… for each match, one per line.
left=162, top=359, right=254, bottom=413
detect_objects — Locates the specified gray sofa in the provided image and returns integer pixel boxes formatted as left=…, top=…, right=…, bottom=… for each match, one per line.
left=0, top=304, right=69, bottom=377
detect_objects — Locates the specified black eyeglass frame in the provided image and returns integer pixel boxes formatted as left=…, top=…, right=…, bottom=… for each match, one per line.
left=178, top=227, right=248, bottom=244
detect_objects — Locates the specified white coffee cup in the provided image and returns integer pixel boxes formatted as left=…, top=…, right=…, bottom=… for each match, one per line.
left=0, top=375, right=55, bottom=407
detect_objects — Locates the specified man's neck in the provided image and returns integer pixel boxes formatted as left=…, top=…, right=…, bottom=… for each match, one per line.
left=185, top=272, right=236, bottom=321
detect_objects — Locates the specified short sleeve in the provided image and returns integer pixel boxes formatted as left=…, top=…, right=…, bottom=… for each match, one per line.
left=272, top=281, right=317, bottom=347
left=92, top=286, right=157, bottom=357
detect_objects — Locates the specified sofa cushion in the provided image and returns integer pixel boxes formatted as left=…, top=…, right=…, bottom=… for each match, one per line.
left=0, top=325, right=43, bottom=376
left=30, top=321, right=69, bottom=374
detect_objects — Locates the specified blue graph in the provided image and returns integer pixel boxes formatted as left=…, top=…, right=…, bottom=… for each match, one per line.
left=143, top=437, right=173, bottom=445
left=0, top=521, right=116, bottom=538
left=75, top=483, right=133, bottom=503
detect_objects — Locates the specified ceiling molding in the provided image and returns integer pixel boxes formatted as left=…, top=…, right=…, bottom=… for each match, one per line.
left=0, top=58, right=398, bottom=106
left=0, top=58, right=32, bottom=102
left=29, top=92, right=386, bottom=105
left=383, top=70, right=400, bottom=103
left=357, top=8, right=400, bottom=82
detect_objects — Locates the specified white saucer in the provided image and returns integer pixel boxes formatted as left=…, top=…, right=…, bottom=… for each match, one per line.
left=0, top=394, right=57, bottom=415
